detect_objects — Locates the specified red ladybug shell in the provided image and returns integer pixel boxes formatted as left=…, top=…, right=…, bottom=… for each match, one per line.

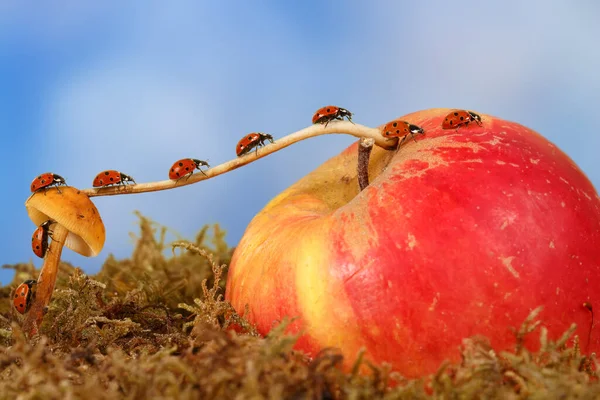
left=441, top=110, right=483, bottom=130
left=312, top=105, right=353, bottom=126
left=236, top=133, right=274, bottom=157
left=13, top=280, right=36, bottom=314
left=382, top=119, right=417, bottom=138
left=32, top=220, right=53, bottom=258
left=93, top=170, right=136, bottom=187
left=169, top=158, right=210, bottom=180
left=382, top=119, right=425, bottom=144
left=30, top=173, right=66, bottom=193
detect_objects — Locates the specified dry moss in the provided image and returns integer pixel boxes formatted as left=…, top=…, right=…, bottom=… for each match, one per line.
left=1, top=213, right=599, bottom=399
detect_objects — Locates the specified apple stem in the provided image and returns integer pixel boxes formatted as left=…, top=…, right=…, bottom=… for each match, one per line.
left=80, top=122, right=396, bottom=197
left=22, top=223, right=68, bottom=337
left=358, top=138, right=374, bottom=191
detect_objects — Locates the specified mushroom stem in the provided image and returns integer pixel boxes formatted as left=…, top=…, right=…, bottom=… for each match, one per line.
left=80, top=122, right=397, bottom=197
left=23, top=223, right=68, bottom=336
left=358, top=138, right=374, bottom=191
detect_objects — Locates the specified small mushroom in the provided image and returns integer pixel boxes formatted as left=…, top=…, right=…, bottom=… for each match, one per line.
left=23, top=186, right=105, bottom=335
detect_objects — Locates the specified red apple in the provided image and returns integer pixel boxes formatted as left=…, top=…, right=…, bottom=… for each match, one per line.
left=225, top=108, right=600, bottom=377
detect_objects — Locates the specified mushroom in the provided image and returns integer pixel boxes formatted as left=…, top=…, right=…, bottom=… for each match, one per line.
left=23, top=186, right=105, bottom=335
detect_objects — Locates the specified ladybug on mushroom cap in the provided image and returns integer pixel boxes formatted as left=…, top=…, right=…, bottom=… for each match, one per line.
left=93, top=170, right=136, bottom=188
left=30, top=173, right=66, bottom=194
left=312, top=105, right=353, bottom=127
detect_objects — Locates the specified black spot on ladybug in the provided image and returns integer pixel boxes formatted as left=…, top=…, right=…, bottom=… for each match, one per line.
left=41, top=180, right=46, bottom=184
left=393, top=122, right=398, bottom=127
left=109, top=177, right=114, bottom=181
left=178, top=162, right=183, bottom=167
left=450, top=121, right=454, bottom=126
left=104, top=171, right=110, bottom=176
left=460, top=116, right=464, bottom=121
left=453, top=112, right=459, bottom=116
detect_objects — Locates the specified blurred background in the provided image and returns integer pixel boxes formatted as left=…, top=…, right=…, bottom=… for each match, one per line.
left=1, top=1, right=599, bottom=285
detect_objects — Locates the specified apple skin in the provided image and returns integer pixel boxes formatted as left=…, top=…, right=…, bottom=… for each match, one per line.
left=225, top=108, right=600, bottom=377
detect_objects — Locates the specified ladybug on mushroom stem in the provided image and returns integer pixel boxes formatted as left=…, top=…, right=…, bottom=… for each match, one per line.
left=32, top=219, right=54, bottom=258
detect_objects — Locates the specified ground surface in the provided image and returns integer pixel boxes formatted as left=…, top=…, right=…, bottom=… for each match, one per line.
left=0, top=214, right=598, bottom=399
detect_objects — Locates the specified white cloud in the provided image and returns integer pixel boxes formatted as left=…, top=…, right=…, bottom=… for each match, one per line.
left=356, top=1, right=600, bottom=109
left=47, top=62, right=220, bottom=176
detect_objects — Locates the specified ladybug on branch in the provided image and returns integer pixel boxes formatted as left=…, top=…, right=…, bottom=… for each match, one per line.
left=312, top=105, right=353, bottom=127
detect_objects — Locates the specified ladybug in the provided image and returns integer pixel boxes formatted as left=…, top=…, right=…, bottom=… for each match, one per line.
left=382, top=119, right=425, bottom=145
left=169, top=158, right=210, bottom=180
left=441, top=110, right=483, bottom=130
left=30, top=173, right=66, bottom=193
left=13, top=280, right=37, bottom=314
left=312, top=106, right=353, bottom=127
left=93, top=170, right=136, bottom=188
left=32, top=220, right=54, bottom=258
left=236, top=133, right=275, bottom=157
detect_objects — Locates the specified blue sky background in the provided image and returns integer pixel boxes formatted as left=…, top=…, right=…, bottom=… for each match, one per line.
left=1, top=1, right=599, bottom=285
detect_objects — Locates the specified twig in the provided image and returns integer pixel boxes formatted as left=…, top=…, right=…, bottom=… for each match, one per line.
left=80, top=122, right=395, bottom=197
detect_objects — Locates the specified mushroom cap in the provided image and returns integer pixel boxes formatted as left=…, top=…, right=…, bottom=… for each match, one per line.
left=25, top=187, right=105, bottom=257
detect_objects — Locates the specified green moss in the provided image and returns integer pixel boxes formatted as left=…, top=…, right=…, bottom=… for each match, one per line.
left=0, top=213, right=599, bottom=399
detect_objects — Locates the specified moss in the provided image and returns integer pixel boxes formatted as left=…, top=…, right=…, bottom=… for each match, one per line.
left=1, top=213, right=599, bottom=399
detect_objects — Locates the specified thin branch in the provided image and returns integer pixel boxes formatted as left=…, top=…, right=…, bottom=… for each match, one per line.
left=81, top=122, right=396, bottom=197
